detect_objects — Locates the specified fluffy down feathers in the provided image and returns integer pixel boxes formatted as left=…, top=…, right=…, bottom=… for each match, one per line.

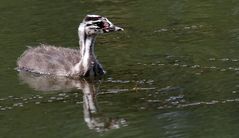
left=17, top=44, right=81, bottom=76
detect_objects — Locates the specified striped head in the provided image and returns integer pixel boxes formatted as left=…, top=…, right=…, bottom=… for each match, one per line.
left=79, top=15, right=124, bottom=35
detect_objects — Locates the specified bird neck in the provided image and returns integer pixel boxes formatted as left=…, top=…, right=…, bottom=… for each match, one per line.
left=79, top=34, right=96, bottom=60
left=72, top=27, right=97, bottom=77
left=71, top=24, right=105, bottom=78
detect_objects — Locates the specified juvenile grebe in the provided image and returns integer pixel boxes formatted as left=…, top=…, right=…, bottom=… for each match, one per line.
left=17, top=15, right=123, bottom=78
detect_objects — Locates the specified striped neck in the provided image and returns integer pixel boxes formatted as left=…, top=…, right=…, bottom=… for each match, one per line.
left=72, top=24, right=97, bottom=77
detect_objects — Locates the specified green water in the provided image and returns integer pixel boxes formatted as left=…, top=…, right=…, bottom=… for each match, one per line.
left=1, top=0, right=239, bottom=137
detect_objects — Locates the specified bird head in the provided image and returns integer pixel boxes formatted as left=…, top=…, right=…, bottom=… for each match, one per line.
left=79, top=15, right=124, bottom=35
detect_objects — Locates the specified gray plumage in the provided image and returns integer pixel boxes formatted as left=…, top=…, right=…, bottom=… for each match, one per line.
left=17, top=44, right=81, bottom=75
left=16, top=15, right=123, bottom=78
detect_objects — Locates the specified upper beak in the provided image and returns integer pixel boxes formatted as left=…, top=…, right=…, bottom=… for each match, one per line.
left=114, top=26, right=124, bottom=31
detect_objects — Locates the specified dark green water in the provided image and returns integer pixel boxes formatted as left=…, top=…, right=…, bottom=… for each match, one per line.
left=1, top=0, right=239, bottom=137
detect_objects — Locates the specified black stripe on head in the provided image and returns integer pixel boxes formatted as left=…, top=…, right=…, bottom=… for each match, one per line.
left=84, top=15, right=102, bottom=22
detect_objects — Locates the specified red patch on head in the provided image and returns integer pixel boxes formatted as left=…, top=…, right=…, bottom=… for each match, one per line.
left=103, top=22, right=110, bottom=29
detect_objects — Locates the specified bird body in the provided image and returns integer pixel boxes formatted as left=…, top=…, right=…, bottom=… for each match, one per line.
left=17, top=45, right=81, bottom=76
left=17, top=15, right=123, bottom=78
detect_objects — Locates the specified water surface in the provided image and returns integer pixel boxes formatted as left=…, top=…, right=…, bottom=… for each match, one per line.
left=1, top=0, right=239, bottom=138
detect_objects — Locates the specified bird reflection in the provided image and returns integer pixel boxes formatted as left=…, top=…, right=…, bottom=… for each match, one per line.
left=18, top=71, right=127, bottom=132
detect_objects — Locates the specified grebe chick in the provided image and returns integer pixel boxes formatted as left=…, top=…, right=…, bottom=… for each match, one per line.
left=17, top=15, right=123, bottom=78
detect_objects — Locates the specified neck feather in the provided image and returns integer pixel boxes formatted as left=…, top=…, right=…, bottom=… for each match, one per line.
left=72, top=25, right=97, bottom=76
left=80, top=35, right=96, bottom=59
